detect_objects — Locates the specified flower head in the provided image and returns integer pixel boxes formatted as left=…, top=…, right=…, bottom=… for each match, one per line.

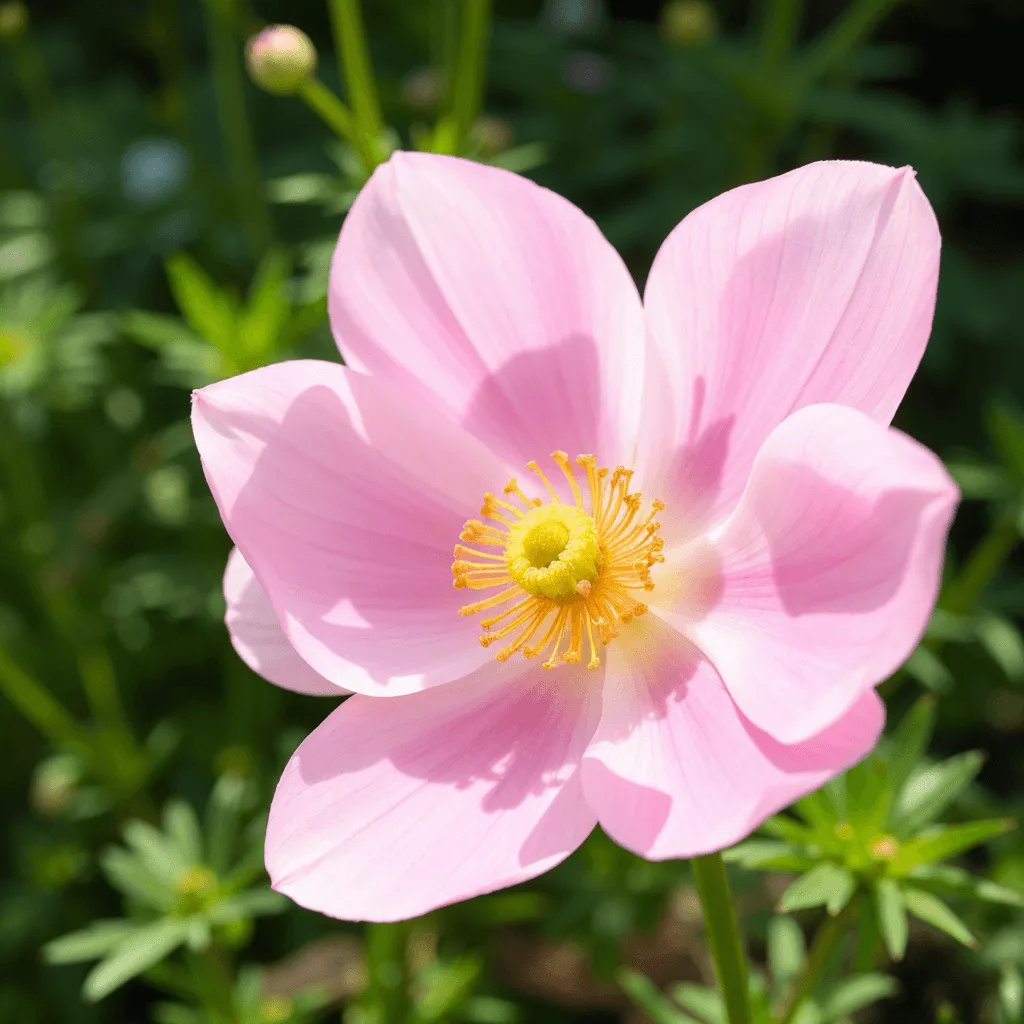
left=193, top=153, right=958, bottom=922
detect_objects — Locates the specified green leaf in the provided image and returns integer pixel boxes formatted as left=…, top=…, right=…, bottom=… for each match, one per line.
left=903, top=647, right=955, bottom=694
left=723, top=840, right=816, bottom=873
left=875, top=879, right=908, bottom=961
left=204, top=773, right=250, bottom=876
left=619, top=970, right=702, bottom=1024
left=892, top=751, right=984, bottom=835
left=902, top=888, right=976, bottom=949
left=670, top=983, right=726, bottom=1024
left=998, top=964, right=1024, bottom=1024
left=208, top=888, right=287, bottom=924
left=44, top=920, right=137, bottom=964
left=122, top=819, right=190, bottom=885
left=759, top=815, right=817, bottom=845
left=975, top=614, right=1024, bottom=683
left=820, top=974, right=898, bottom=1019
left=886, top=696, right=936, bottom=801
left=846, top=757, right=893, bottom=835
left=83, top=919, right=189, bottom=1002
left=778, top=863, right=856, bottom=914
left=987, top=404, right=1024, bottom=484
left=121, top=311, right=204, bottom=351
left=767, top=916, right=806, bottom=989
left=163, top=801, right=203, bottom=866
left=794, top=789, right=840, bottom=840
left=164, top=253, right=237, bottom=352
left=238, top=248, right=291, bottom=362
left=908, top=863, right=1024, bottom=908
left=945, top=460, right=1011, bottom=501
left=890, top=819, right=1014, bottom=873
left=99, top=847, right=174, bottom=911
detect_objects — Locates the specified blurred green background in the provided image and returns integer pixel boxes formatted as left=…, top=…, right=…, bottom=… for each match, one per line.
left=1, top=1, right=1023, bottom=1022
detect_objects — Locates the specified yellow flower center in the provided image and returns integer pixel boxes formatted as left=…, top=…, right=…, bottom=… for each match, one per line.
left=452, top=451, right=665, bottom=670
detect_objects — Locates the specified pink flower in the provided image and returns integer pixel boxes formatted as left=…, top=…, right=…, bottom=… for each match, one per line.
left=192, top=154, right=958, bottom=922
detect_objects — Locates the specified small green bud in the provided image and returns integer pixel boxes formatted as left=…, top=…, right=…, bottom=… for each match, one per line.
left=245, top=25, right=317, bottom=96
left=0, top=2, right=28, bottom=42
left=401, top=67, right=443, bottom=113
left=660, top=0, right=717, bottom=48
left=470, top=116, right=514, bottom=158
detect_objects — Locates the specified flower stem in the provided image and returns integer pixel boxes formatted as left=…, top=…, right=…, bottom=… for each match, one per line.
left=780, top=902, right=857, bottom=1024
left=203, top=0, right=272, bottom=256
left=328, top=0, right=385, bottom=170
left=450, top=0, right=491, bottom=153
left=691, top=853, right=752, bottom=1024
left=797, top=0, right=907, bottom=84
left=297, top=77, right=360, bottom=147
left=759, top=0, right=805, bottom=66
left=942, top=514, right=1020, bottom=617
left=363, top=922, right=411, bottom=1024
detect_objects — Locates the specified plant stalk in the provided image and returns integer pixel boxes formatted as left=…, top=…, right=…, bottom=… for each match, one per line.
left=780, top=902, right=857, bottom=1024
left=450, top=0, right=491, bottom=153
left=691, top=853, right=753, bottom=1024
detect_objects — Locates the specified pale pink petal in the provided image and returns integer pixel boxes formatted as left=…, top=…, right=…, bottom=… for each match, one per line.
left=641, top=161, right=941, bottom=539
left=581, top=617, right=884, bottom=859
left=223, top=548, right=342, bottom=696
left=329, top=152, right=646, bottom=468
left=266, top=664, right=601, bottom=921
left=192, top=360, right=504, bottom=697
left=669, top=404, right=957, bottom=744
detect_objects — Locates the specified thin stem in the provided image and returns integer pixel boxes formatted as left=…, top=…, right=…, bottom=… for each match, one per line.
left=691, top=853, right=752, bottom=1024
left=297, top=77, right=360, bottom=147
left=942, top=514, right=1020, bottom=617
left=759, top=0, right=805, bottom=66
left=853, top=891, right=881, bottom=973
left=328, top=0, right=385, bottom=170
left=204, top=0, right=271, bottom=256
left=0, top=643, right=90, bottom=753
left=780, top=903, right=856, bottom=1024
left=450, top=0, right=491, bottom=153
left=363, top=922, right=411, bottom=1024
left=797, top=0, right=907, bottom=85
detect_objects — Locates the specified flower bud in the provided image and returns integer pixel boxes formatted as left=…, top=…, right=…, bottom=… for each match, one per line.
left=401, top=67, right=443, bottom=113
left=470, top=116, right=514, bottom=158
left=0, top=2, right=28, bottom=42
left=660, top=0, right=717, bottom=48
left=245, top=25, right=317, bottom=96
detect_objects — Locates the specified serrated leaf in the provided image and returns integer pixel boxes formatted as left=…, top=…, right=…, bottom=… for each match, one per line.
left=908, top=863, right=1024, bottom=908
left=820, top=974, right=898, bottom=1018
left=44, top=920, right=137, bottom=964
left=890, top=819, right=1014, bottom=873
left=83, top=918, right=189, bottom=1002
left=768, top=916, right=806, bottom=989
left=902, top=888, right=976, bottom=949
left=886, top=696, right=936, bottom=801
left=619, top=969, right=702, bottom=1024
left=779, top=863, right=855, bottom=914
left=892, top=751, right=983, bottom=835
left=875, top=879, right=908, bottom=961
left=165, top=253, right=237, bottom=352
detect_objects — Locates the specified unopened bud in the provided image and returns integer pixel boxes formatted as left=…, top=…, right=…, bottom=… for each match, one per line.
left=470, top=116, right=514, bottom=158
left=245, top=25, right=317, bottom=96
left=660, top=0, right=717, bottom=48
left=402, top=67, right=443, bottom=113
left=0, top=2, right=28, bottom=42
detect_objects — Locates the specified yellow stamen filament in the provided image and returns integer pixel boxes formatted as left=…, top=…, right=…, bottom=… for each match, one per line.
left=452, top=453, right=665, bottom=670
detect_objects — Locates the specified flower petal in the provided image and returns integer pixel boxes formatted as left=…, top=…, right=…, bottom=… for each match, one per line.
left=673, top=404, right=957, bottom=744
left=266, top=664, right=600, bottom=921
left=329, top=152, right=646, bottom=467
left=193, top=360, right=504, bottom=697
left=581, top=617, right=884, bottom=860
left=641, top=161, right=940, bottom=538
left=223, top=548, right=342, bottom=696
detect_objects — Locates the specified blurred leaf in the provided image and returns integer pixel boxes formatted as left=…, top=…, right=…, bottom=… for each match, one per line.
left=163, top=801, right=203, bottom=866
left=886, top=696, right=936, bottom=799
left=44, top=920, right=137, bottom=964
left=99, top=847, right=174, bottom=911
left=999, top=964, right=1024, bottom=1024
left=767, top=915, right=806, bottom=989
left=670, top=983, right=726, bottom=1024
left=83, top=918, right=189, bottom=1002
left=724, top=840, right=816, bottom=873
left=207, top=888, right=286, bottom=924
left=778, top=863, right=855, bottom=914
left=987, top=405, right=1024, bottom=484
left=908, top=863, right=1024, bottom=908
left=903, top=646, right=955, bottom=694
left=902, top=888, right=976, bottom=949
left=238, top=248, right=291, bottom=362
left=122, top=819, right=191, bottom=886
left=165, top=253, right=237, bottom=353
left=875, top=879, right=908, bottom=961
left=890, top=819, right=1014, bottom=873
left=892, top=752, right=984, bottom=835
left=820, top=974, right=898, bottom=1018
left=975, top=614, right=1024, bottom=684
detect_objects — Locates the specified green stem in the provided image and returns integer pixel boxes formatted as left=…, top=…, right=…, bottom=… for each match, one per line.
left=0, top=644, right=90, bottom=753
left=296, top=77, right=360, bottom=147
left=450, top=0, right=491, bottom=153
left=780, top=903, right=856, bottom=1024
left=363, top=922, right=411, bottom=1024
left=942, top=514, right=1020, bottom=618
left=760, top=0, right=805, bottom=66
left=797, top=0, right=906, bottom=85
left=691, top=853, right=752, bottom=1024
left=204, top=0, right=271, bottom=256
left=853, top=892, right=881, bottom=973
left=328, top=0, right=384, bottom=170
